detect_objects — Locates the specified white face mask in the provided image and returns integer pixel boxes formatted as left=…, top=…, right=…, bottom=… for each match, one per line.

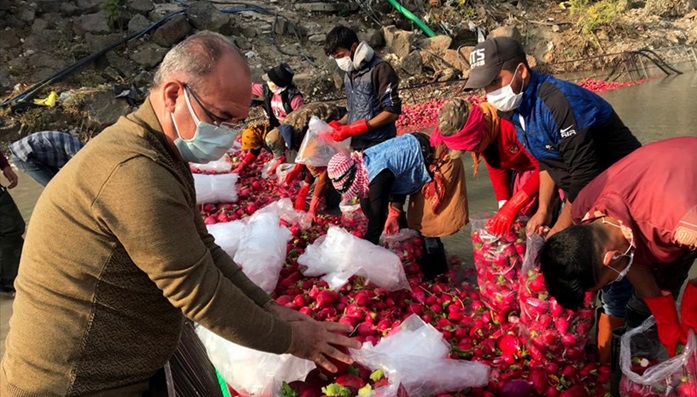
left=171, top=89, right=237, bottom=164
left=486, top=68, right=524, bottom=112
left=601, top=218, right=635, bottom=283
left=267, top=81, right=285, bottom=95
left=336, top=56, right=354, bottom=72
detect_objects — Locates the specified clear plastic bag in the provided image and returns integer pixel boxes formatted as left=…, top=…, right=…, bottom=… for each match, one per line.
left=275, top=163, right=296, bottom=182
left=191, top=156, right=233, bottom=174
left=380, top=229, right=421, bottom=251
left=350, top=314, right=490, bottom=397
left=194, top=173, right=239, bottom=204
left=295, top=116, right=351, bottom=167
left=233, top=212, right=292, bottom=293
left=470, top=214, right=526, bottom=319
left=196, top=325, right=314, bottom=397
left=207, top=220, right=247, bottom=258
left=256, top=198, right=312, bottom=230
left=339, top=198, right=367, bottom=229
left=297, top=226, right=409, bottom=291
left=518, top=235, right=596, bottom=363
left=619, top=316, right=697, bottom=396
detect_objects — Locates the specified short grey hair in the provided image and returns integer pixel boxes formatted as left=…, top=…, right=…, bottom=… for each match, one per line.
left=153, top=31, right=248, bottom=91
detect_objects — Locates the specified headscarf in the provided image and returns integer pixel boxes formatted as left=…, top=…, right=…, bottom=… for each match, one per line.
left=241, top=122, right=269, bottom=151
left=327, top=152, right=369, bottom=200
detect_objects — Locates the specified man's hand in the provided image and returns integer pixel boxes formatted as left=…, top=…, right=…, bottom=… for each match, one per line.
left=2, top=166, right=18, bottom=189
left=287, top=321, right=361, bottom=373
left=265, top=301, right=313, bottom=323
left=330, top=120, right=369, bottom=142
left=527, top=210, right=552, bottom=236
left=645, top=293, right=687, bottom=357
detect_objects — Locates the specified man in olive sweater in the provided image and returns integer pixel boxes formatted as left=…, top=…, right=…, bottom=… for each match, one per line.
left=0, top=32, right=358, bottom=396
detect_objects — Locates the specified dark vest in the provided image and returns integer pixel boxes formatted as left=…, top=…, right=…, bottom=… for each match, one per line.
left=344, top=56, right=397, bottom=150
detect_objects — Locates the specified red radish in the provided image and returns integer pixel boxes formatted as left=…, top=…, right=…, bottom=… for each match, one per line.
left=315, top=290, right=338, bottom=309
left=500, top=379, right=532, bottom=397
left=333, top=374, right=365, bottom=393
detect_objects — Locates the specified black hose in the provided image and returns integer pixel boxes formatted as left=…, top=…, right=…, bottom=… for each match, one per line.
left=633, top=48, right=682, bottom=75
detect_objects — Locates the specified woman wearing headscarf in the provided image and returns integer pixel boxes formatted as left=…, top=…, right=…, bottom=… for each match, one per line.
left=432, top=98, right=540, bottom=236
left=327, top=132, right=468, bottom=279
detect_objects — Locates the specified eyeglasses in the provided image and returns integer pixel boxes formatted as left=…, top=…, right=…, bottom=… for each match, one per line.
left=183, top=83, right=246, bottom=132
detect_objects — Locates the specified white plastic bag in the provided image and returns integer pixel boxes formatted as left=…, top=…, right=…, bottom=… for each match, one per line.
left=256, top=198, right=311, bottom=230
left=194, top=173, right=239, bottom=204
left=619, top=316, right=697, bottom=396
left=191, top=156, right=233, bottom=173
left=275, top=163, right=296, bottom=182
left=350, top=315, right=490, bottom=397
left=297, top=226, right=409, bottom=291
left=196, top=325, right=314, bottom=397
left=233, top=212, right=292, bottom=293
left=380, top=229, right=420, bottom=251
left=207, top=220, right=247, bottom=258
left=295, top=116, right=350, bottom=167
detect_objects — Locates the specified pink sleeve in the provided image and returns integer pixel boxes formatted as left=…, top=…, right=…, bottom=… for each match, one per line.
left=251, top=83, right=264, bottom=97
left=290, top=95, right=304, bottom=111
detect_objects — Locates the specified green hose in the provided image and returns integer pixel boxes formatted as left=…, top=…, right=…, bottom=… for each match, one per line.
left=216, top=369, right=232, bottom=397
left=386, top=0, right=437, bottom=38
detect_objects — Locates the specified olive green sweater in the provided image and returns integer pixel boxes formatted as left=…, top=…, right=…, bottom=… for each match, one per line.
left=0, top=100, right=292, bottom=396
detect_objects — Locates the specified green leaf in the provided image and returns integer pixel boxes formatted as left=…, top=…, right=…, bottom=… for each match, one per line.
left=370, top=368, right=384, bottom=382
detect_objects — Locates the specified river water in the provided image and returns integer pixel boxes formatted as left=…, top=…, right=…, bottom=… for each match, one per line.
left=5, top=71, right=697, bottom=257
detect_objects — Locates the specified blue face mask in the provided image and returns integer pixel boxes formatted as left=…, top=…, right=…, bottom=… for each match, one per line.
left=171, top=89, right=238, bottom=164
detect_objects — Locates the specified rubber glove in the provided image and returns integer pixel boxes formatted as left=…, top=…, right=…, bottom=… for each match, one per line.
left=294, top=183, right=310, bottom=211
left=681, top=281, right=697, bottom=334
left=233, top=152, right=256, bottom=174
left=383, top=206, right=401, bottom=235
left=285, top=163, right=305, bottom=185
left=487, top=190, right=532, bottom=236
left=331, top=119, right=369, bottom=142
left=266, top=156, right=286, bottom=176
left=328, top=120, right=342, bottom=130
left=644, top=293, right=687, bottom=356
left=307, top=195, right=321, bottom=218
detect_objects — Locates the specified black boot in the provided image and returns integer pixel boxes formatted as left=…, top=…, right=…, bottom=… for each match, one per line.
left=420, top=237, right=448, bottom=280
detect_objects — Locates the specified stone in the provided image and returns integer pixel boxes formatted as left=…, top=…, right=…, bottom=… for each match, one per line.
left=442, top=49, right=466, bottom=71
left=83, top=89, right=132, bottom=129
left=127, top=0, right=153, bottom=14
left=148, top=3, right=182, bottom=20
left=0, top=28, right=21, bottom=49
left=133, top=70, right=153, bottom=88
left=360, top=28, right=384, bottom=49
left=552, top=24, right=561, bottom=33
left=59, top=1, right=79, bottom=16
left=435, top=67, right=457, bottom=82
left=417, top=35, right=452, bottom=55
left=22, top=29, right=62, bottom=52
left=128, top=13, right=150, bottom=36
left=526, top=54, right=537, bottom=68
left=36, top=0, right=62, bottom=13
left=130, top=42, right=167, bottom=67
left=103, top=66, right=122, bottom=81
left=274, top=18, right=288, bottom=35
left=18, top=7, right=36, bottom=22
left=240, top=26, right=257, bottom=38
left=85, top=33, right=123, bottom=53
left=308, top=34, right=326, bottom=43
left=73, top=11, right=111, bottom=35
left=489, top=25, right=523, bottom=43
left=151, top=14, right=190, bottom=47
left=234, top=36, right=252, bottom=51
left=382, top=25, right=414, bottom=58
left=187, top=1, right=228, bottom=32
left=27, top=52, right=60, bottom=69
left=400, top=50, right=422, bottom=76
left=106, top=50, right=138, bottom=76
left=75, top=0, right=102, bottom=13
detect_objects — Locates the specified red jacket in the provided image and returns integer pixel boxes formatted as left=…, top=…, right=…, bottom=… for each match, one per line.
left=482, top=118, right=539, bottom=201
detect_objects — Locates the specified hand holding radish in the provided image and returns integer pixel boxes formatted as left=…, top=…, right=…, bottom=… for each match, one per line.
left=287, top=321, right=360, bottom=373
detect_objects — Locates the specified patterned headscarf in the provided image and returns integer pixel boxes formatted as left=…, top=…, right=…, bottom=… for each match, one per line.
left=327, top=152, right=369, bottom=200
left=240, top=122, right=269, bottom=151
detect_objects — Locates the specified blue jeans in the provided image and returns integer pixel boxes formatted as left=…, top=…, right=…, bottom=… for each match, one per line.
left=600, top=277, right=634, bottom=318
left=11, top=154, right=58, bottom=186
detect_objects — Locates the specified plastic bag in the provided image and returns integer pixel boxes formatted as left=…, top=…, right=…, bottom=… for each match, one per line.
left=619, top=316, right=697, bottom=396
left=350, top=314, right=490, bottom=397
left=339, top=197, right=367, bottom=229
left=191, top=156, right=233, bottom=174
left=194, top=173, right=239, bottom=204
left=256, top=198, right=311, bottom=230
left=295, top=116, right=350, bottom=167
left=470, top=214, right=526, bottom=320
left=297, top=226, right=409, bottom=291
left=275, top=163, right=296, bottom=182
left=518, top=235, right=596, bottom=363
left=207, top=220, right=247, bottom=258
left=233, top=212, right=292, bottom=293
left=196, top=325, right=314, bottom=397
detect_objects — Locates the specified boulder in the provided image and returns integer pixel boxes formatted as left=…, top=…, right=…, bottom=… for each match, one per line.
left=308, top=34, right=326, bottom=43
left=31, top=18, right=48, bottom=33
left=75, top=0, right=103, bottom=14
left=36, top=0, right=63, bottom=13
left=22, top=29, right=63, bottom=52
left=130, top=42, right=167, bottom=67
left=127, top=0, right=153, bottom=14
left=59, top=1, right=79, bottom=17
left=128, top=13, right=151, bottom=36
left=0, top=28, right=20, bottom=49
left=151, top=13, right=191, bottom=47
left=234, top=36, right=252, bottom=51
left=18, top=7, right=36, bottom=23
left=187, top=1, right=229, bottom=32
left=85, top=33, right=123, bottom=53
left=400, top=50, right=423, bottom=76
left=73, top=11, right=111, bottom=35
left=106, top=50, right=138, bottom=76
left=489, top=25, right=523, bottom=43
left=83, top=89, right=132, bottom=129
left=382, top=25, right=414, bottom=58
left=417, top=35, right=452, bottom=55
left=361, top=28, right=384, bottom=49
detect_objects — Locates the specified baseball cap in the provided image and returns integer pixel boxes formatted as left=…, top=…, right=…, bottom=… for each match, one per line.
left=464, top=37, right=526, bottom=91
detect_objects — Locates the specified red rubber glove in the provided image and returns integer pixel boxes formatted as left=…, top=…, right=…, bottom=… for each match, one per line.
left=681, top=281, right=697, bottom=335
left=233, top=152, right=256, bottom=174
left=294, top=183, right=310, bottom=211
left=266, top=156, right=286, bottom=176
left=382, top=205, right=401, bottom=235
left=487, top=190, right=532, bottom=236
left=328, top=120, right=342, bottom=130
left=645, top=293, right=687, bottom=356
left=308, top=195, right=321, bottom=217
left=331, top=119, right=369, bottom=142
left=284, top=163, right=305, bottom=185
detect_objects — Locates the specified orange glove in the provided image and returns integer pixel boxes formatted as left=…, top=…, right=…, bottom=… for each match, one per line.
left=645, top=293, right=687, bottom=357
left=681, top=281, right=697, bottom=335
left=331, top=119, right=369, bottom=142
left=233, top=152, right=256, bottom=174
left=285, top=163, right=305, bottom=185
left=487, top=190, right=532, bottom=236
left=295, top=183, right=310, bottom=211
left=266, top=156, right=286, bottom=176
left=383, top=206, right=401, bottom=235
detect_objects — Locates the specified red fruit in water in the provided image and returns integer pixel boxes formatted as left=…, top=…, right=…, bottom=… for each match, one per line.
left=334, top=374, right=366, bottom=394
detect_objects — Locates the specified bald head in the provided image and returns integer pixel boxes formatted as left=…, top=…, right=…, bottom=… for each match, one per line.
left=153, top=31, right=249, bottom=92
